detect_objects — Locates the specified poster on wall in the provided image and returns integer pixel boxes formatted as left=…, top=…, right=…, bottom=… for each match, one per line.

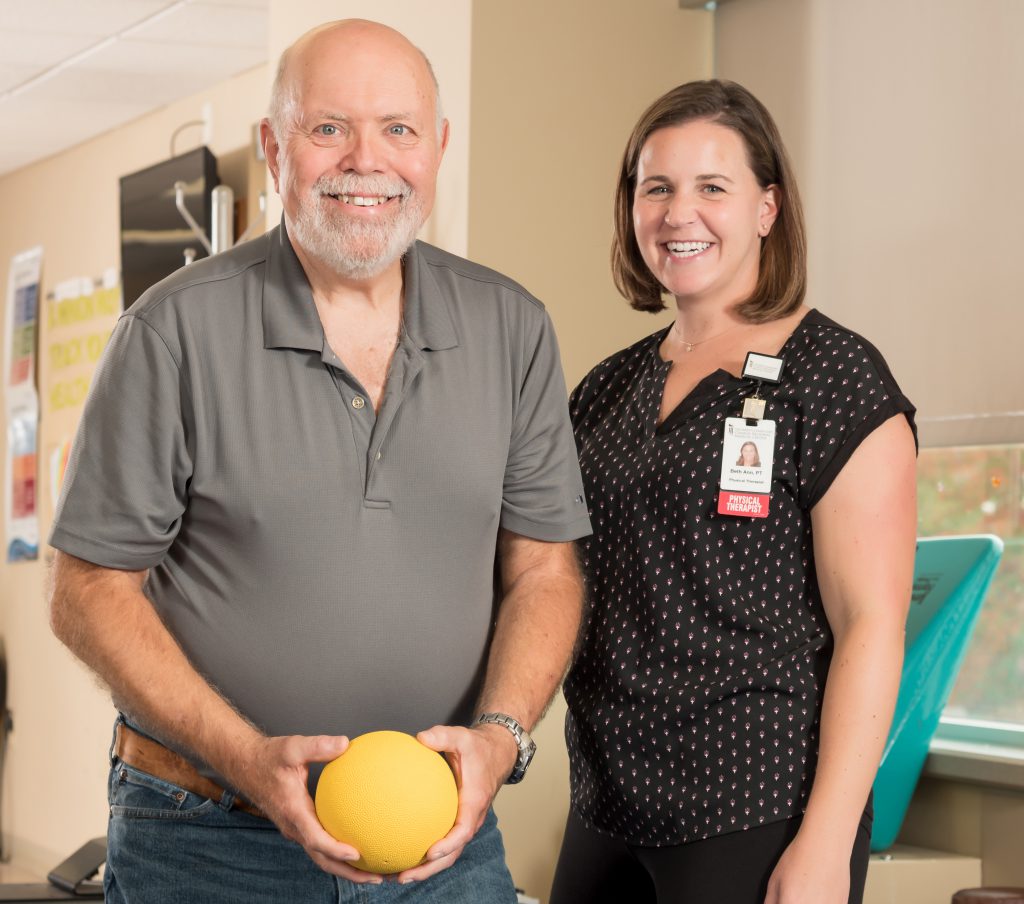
left=5, top=388, right=38, bottom=561
left=41, top=270, right=121, bottom=520
left=4, top=247, right=43, bottom=562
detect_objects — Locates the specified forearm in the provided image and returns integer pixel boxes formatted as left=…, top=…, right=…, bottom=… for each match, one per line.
left=478, top=573, right=582, bottom=730
left=800, top=614, right=904, bottom=849
left=49, top=552, right=263, bottom=782
left=477, top=535, right=584, bottom=730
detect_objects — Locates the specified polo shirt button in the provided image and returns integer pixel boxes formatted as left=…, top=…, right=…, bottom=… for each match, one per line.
left=352, top=396, right=366, bottom=410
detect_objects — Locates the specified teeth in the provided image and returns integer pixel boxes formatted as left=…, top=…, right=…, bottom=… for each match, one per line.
left=666, top=241, right=711, bottom=257
left=340, top=195, right=390, bottom=206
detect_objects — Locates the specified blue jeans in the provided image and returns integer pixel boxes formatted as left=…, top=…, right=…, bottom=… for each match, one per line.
left=105, top=741, right=517, bottom=902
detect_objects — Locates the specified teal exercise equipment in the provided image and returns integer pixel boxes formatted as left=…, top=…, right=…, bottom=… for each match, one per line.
left=870, top=534, right=1003, bottom=851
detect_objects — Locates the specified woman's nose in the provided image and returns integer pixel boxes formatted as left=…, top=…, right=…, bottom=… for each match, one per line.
left=664, top=193, right=697, bottom=228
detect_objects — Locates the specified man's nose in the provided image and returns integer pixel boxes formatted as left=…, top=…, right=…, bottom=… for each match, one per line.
left=338, top=130, right=384, bottom=173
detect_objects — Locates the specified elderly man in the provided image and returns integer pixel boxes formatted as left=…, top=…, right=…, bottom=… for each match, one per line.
left=48, top=19, right=589, bottom=903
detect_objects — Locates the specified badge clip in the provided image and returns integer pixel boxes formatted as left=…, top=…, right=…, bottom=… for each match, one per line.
left=742, top=396, right=766, bottom=421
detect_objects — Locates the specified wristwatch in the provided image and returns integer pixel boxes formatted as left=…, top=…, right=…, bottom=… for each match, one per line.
left=475, top=712, right=536, bottom=784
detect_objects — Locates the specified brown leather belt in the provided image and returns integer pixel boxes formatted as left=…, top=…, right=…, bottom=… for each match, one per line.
left=114, top=722, right=265, bottom=818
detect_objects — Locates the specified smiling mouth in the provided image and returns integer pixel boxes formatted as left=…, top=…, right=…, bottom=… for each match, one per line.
left=666, top=241, right=712, bottom=257
left=325, top=194, right=397, bottom=207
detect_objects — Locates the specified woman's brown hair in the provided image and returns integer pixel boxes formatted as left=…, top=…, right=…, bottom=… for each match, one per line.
left=611, top=79, right=806, bottom=321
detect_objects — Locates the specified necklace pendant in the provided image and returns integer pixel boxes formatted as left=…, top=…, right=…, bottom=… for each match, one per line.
left=683, top=341, right=694, bottom=353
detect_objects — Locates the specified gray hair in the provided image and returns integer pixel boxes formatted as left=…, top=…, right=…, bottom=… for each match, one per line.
left=266, top=30, right=445, bottom=141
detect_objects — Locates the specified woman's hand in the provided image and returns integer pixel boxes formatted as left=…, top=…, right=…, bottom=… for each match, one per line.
left=764, top=831, right=850, bottom=904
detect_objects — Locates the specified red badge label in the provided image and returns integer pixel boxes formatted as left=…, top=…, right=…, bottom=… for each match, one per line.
left=717, top=491, right=770, bottom=518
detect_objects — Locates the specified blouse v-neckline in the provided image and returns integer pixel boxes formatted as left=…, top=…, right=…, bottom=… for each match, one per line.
left=651, top=308, right=819, bottom=434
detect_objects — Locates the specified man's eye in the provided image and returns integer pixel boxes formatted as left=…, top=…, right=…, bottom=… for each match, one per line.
left=388, top=124, right=408, bottom=136
left=317, top=124, right=339, bottom=137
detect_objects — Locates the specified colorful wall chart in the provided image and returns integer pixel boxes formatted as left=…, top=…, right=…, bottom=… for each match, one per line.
left=4, top=248, right=42, bottom=562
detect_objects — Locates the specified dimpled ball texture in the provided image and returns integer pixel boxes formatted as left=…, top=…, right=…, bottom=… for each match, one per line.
left=314, top=730, right=458, bottom=874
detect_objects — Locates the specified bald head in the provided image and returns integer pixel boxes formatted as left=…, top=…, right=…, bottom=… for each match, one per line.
left=268, top=19, right=444, bottom=140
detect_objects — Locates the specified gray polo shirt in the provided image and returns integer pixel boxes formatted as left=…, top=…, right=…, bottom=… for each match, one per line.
left=51, top=225, right=591, bottom=740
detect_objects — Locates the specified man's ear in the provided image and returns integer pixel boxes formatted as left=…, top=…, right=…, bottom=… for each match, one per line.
left=260, top=119, right=282, bottom=193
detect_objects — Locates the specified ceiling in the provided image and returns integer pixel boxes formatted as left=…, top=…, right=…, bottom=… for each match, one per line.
left=0, top=0, right=269, bottom=177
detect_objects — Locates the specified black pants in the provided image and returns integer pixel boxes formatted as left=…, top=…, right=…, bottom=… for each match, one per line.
left=550, top=811, right=871, bottom=904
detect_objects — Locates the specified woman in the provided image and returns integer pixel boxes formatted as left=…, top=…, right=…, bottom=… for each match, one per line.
left=551, top=80, right=916, bottom=904
left=736, top=441, right=761, bottom=468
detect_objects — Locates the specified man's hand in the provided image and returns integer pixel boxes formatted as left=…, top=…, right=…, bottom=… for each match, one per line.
left=229, top=733, right=385, bottom=884
left=394, top=722, right=518, bottom=884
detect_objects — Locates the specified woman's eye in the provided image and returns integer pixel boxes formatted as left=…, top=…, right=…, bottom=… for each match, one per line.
left=703, top=184, right=724, bottom=194
left=647, top=185, right=670, bottom=196
left=317, top=124, right=339, bottom=137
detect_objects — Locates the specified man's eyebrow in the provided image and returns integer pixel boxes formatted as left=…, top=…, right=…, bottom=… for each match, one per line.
left=310, top=110, right=350, bottom=123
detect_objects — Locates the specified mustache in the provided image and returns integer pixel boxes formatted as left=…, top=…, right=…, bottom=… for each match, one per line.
left=313, top=173, right=412, bottom=199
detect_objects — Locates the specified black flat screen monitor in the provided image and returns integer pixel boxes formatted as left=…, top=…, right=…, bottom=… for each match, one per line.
left=119, top=147, right=219, bottom=309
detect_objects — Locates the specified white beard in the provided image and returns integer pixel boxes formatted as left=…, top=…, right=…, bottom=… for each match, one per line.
left=286, top=172, right=427, bottom=279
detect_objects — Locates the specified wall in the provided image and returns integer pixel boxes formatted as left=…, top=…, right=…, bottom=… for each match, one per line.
left=468, top=0, right=712, bottom=392
left=899, top=775, right=1024, bottom=888
left=716, top=0, right=1024, bottom=447
left=716, top=0, right=1024, bottom=886
left=0, top=64, right=268, bottom=875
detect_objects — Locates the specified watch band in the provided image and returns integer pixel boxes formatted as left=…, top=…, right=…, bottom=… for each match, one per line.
left=475, top=712, right=537, bottom=784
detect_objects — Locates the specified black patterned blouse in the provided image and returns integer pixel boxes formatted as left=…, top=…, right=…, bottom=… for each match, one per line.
left=565, top=309, right=916, bottom=845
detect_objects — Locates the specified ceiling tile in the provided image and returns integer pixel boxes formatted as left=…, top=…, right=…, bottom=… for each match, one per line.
left=0, top=94, right=151, bottom=174
left=0, top=1, right=175, bottom=37
left=130, top=2, right=266, bottom=48
left=202, top=0, right=269, bottom=7
left=0, top=29, right=98, bottom=68
left=80, top=37, right=266, bottom=78
left=0, top=63, right=45, bottom=96
left=0, top=0, right=268, bottom=177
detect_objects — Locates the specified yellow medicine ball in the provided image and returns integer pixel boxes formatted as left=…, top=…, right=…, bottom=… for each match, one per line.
left=315, top=730, right=459, bottom=874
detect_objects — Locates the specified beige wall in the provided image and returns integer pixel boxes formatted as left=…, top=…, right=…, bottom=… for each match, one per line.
left=717, top=0, right=1024, bottom=447
left=898, top=776, right=1024, bottom=888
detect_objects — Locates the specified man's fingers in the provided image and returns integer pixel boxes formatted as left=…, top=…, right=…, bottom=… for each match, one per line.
left=294, top=734, right=349, bottom=764
left=396, top=845, right=464, bottom=884
left=308, top=849, right=384, bottom=884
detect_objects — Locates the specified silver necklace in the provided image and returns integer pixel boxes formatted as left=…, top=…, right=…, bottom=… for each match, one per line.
left=669, top=320, right=741, bottom=353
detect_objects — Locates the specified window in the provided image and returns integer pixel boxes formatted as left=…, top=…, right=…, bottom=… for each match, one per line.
left=918, top=444, right=1024, bottom=745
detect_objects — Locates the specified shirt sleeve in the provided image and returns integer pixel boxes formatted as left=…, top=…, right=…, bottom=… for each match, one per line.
left=796, top=331, right=917, bottom=510
left=49, top=313, right=193, bottom=570
left=501, top=309, right=593, bottom=542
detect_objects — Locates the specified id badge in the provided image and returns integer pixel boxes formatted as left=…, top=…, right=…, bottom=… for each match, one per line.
left=717, top=417, right=776, bottom=518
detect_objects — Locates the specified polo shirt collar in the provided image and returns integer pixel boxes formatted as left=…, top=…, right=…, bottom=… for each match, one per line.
left=262, top=220, right=323, bottom=352
left=262, top=220, right=459, bottom=353
left=400, top=242, right=458, bottom=352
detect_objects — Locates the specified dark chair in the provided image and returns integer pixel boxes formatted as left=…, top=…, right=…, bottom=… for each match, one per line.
left=952, top=890, right=1024, bottom=903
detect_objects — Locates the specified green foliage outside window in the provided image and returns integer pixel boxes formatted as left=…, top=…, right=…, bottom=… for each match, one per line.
left=918, top=445, right=1024, bottom=724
